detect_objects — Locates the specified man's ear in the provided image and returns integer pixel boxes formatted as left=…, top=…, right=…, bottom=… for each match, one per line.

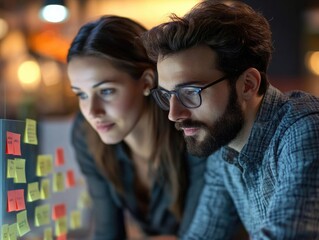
left=239, top=68, right=261, bottom=100
left=141, top=69, right=156, bottom=96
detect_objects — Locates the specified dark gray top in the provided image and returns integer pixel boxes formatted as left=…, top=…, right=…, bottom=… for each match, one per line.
left=71, top=113, right=206, bottom=240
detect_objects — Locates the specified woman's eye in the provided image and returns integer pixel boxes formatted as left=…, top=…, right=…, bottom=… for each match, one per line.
left=75, top=92, right=88, bottom=100
left=100, top=88, right=115, bottom=96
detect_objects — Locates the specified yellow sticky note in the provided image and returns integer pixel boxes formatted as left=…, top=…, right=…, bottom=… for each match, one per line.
left=8, top=223, right=17, bottom=240
left=36, top=155, right=53, bottom=177
left=27, top=182, right=40, bottom=202
left=16, top=210, right=30, bottom=237
left=6, top=159, right=15, bottom=178
left=14, top=158, right=26, bottom=183
left=53, top=172, right=65, bottom=192
left=35, top=204, right=50, bottom=227
left=44, top=227, right=53, bottom=240
left=70, top=210, right=82, bottom=230
left=1, top=224, right=9, bottom=240
left=55, top=216, right=67, bottom=237
left=24, top=118, right=38, bottom=145
left=40, top=179, right=51, bottom=200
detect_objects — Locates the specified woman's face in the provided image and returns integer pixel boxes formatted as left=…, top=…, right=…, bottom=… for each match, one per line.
left=68, top=56, right=147, bottom=144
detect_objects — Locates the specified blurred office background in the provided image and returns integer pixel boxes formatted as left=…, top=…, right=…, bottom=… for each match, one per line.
left=0, top=0, right=318, bottom=120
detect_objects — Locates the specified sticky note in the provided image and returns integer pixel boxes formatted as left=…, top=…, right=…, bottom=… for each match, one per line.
left=6, top=132, right=21, bottom=156
left=77, top=191, right=92, bottom=209
left=55, top=217, right=67, bottom=237
left=14, top=158, right=26, bottom=183
left=66, top=170, right=75, bottom=188
left=27, top=182, right=40, bottom=202
left=16, top=210, right=30, bottom=237
left=52, top=204, right=66, bottom=220
left=35, top=204, right=50, bottom=227
left=53, top=172, right=65, bottom=192
left=56, top=234, right=67, bottom=240
left=70, top=210, right=82, bottom=230
left=1, top=224, right=9, bottom=240
left=36, top=155, right=53, bottom=176
left=43, top=227, right=53, bottom=240
left=55, top=148, right=65, bottom=166
left=24, top=118, right=38, bottom=145
left=15, top=189, right=26, bottom=211
left=7, top=190, right=16, bottom=212
left=6, top=132, right=14, bottom=155
left=7, top=159, right=15, bottom=178
left=40, top=178, right=51, bottom=200
left=8, top=223, right=17, bottom=240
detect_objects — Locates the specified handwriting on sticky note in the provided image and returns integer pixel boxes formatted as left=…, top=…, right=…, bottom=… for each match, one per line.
left=6, top=159, right=15, bottom=178
left=1, top=224, right=9, bottom=240
left=40, top=178, right=51, bottom=200
left=52, top=204, right=66, bottom=220
left=16, top=210, right=30, bottom=237
left=14, top=158, right=26, bottom=183
left=15, top=189, right=26, bottom=211
left=53, top=172, right=65, bottom=192
left=7, top=189, right=25, bottom=212
left=24, top=118, right=38, bottom=145
left=55, top=148, right=65, bottom=166
left=55, top=217, right=67, bottom=237
left=35, top=204, right=50, bottom=227
left=36, top=155, right=53, bottom=177
left=8, top=223, right=17, bottom=240
left=6, top=132, right=21, bottom=156
left=27, top=182, right=40, bottom=202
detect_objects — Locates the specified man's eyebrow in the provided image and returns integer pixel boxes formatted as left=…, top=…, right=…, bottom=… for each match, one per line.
left=159, top=80, right=201, bottom=90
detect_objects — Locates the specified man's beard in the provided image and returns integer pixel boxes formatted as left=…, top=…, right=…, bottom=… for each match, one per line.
left=175, top=86, right=244, bottom=157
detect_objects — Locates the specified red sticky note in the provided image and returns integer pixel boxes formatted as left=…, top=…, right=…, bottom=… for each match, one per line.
left=52, top=203, right=66, bottom=220
left=7, top=190, right=16, bottom=212
left=15, top=189, right=26, bottom=211
left=66, top=170, right=75, bottom=188
left=12, top=133, right=21, bottom=156
left=6, top=132, right=14, bottom=155
left=56, top=234, right=67, bottom=240
left=55, top=148, right=65, bottom=166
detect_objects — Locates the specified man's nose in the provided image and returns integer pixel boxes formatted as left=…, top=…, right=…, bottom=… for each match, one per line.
left=168, top=95, right=191, bottom=122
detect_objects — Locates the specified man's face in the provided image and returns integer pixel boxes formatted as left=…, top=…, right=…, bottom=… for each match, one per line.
left=157, top=45, right=244, bottom=157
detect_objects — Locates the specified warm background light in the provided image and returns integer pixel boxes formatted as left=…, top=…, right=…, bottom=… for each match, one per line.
left=0, top=18, right=8, bottom=39
left=306, top=51, right=319, bottom=76
left=40, top=4, right=69, bottom=23
left=17, top=60, right=41, bottom=91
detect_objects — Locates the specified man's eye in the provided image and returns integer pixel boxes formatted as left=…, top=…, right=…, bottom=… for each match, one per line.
left=182, top=88, right=198, bottom=96
left=75, top=92, right=88, bottom=100
left=100, top=88, right=115, bottom=96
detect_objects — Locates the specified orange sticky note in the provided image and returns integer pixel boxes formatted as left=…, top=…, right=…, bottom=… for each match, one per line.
left=6, top=132, right=14, bottom=155
left=55, top=148, right=65, bottom=166
left=15, top=189, right=26, bottom=211
left=52, top=204, right=66, bottom=220
left=7, top=190, right=16, bottom=212
left=66, top=170, right=75, bottom=188
left=56, top=234, right=67, bottom=240
left=12, top=133, right=21, bottom=156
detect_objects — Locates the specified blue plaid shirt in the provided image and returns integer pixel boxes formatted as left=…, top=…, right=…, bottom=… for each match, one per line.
left=183, top=85, right=319, bottom=240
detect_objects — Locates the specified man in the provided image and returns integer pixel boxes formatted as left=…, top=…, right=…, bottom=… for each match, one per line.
left=142, top=0, right=319, bottom=239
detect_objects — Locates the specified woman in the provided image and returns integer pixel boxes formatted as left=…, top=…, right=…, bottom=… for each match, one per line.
left=67, top=16, right=205, bottom=239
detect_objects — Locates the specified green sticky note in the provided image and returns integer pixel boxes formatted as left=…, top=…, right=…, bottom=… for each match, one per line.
left=1, top=224, right=9, bottom=240
left=44, top=227, right=53, bottom=240
left=35, top=204, right=50, bottom=227
left=27, top=182, right=40, bottom=202
left=14, top=158, right=26, bottom=183
left=16, top=210, right=30, bottom=237
left=8, top=223, right=17, bottom=240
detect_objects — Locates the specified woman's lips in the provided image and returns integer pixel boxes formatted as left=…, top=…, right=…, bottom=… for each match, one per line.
left=95, top=123, right=115, bottom=132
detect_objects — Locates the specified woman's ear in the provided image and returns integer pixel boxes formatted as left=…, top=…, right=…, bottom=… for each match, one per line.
left=141, top=69, right=156, bottom=96
left=239, top=68, right=261, bottom=100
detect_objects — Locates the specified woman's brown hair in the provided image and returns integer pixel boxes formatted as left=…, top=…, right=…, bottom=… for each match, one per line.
left=67, top=15, right=187, bottom=219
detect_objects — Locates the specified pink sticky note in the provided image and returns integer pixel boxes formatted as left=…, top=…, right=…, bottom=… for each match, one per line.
left=6, top=132, right=14, bottom=155
left=52, top=204, right=66, bottom=220
left=15, top=189, right=26, bottom=211
left=66, top=170, right=75, bottom=188
left=56, top=234, right=67, bottom=240
left=7, top=190, right=16, bottom=212
left=12, top=133, right=21, bottom=156
left=55, top=148, right=65, bottom=166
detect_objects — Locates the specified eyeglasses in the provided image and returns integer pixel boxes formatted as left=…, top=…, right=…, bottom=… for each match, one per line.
left=151, top=76, right=228, bottom=111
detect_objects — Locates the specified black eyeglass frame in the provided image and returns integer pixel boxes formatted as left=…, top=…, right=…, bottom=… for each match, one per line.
left=151, top=76, right=228, bottom=110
